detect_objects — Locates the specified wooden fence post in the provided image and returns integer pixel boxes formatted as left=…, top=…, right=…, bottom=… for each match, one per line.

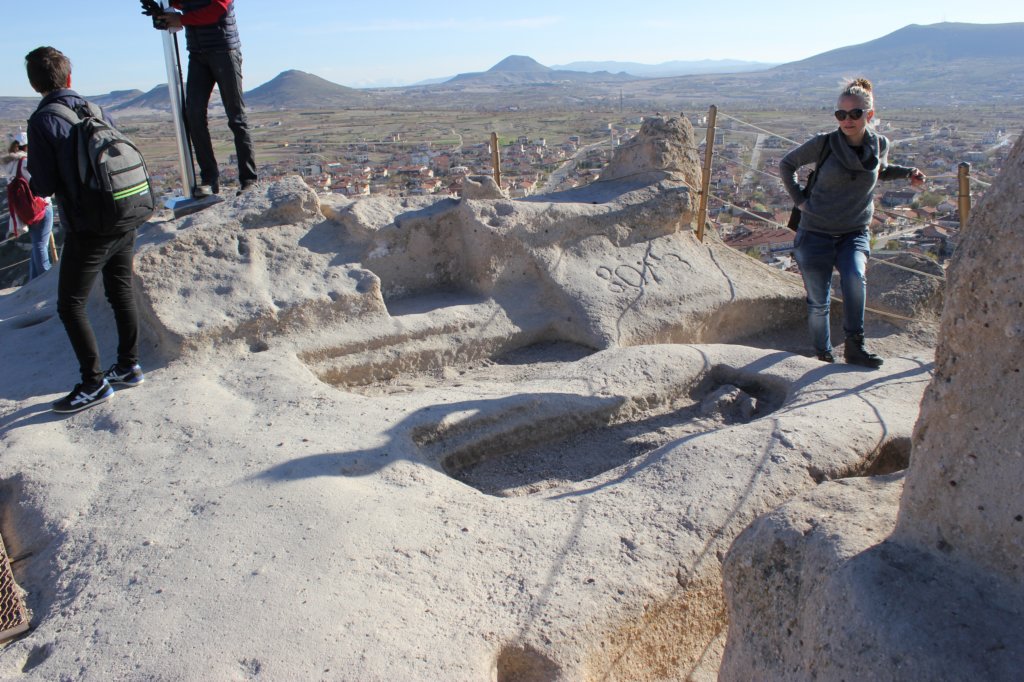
left=696, top=105, right=717, bottom=242
left=490, top=132, right=502, bottom=188
left=957, top=161, right=971, bottom=231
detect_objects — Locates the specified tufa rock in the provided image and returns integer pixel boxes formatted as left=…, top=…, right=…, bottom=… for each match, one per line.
left=894, top=131, right=1024, bottom=579
left=460, top=175, right=508, bottom=200
left=720, top=132, right=1024, bottom=679
left=867, top=252, right=945, bottom=320
left=236, top=175, right=322, bottom=228
left=598, top=116, right=701, bottom=186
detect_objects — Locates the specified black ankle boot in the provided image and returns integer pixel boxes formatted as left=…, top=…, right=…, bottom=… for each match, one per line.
left=844, top=334, right=883, bottom=368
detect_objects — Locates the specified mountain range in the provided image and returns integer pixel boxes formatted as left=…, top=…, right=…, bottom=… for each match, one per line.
left=762, top=21, right=1024, bottom=105
left=444, top=55, right=635, bottom=86
left=549, top=59, right=775, bottom=77
left=0, top=22, right=1020, bottom=119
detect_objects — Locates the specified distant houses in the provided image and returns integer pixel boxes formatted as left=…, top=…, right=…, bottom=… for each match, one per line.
left=881, top=190, right=917, bottom=207
left=724, top=226, right=795, bottom=259
left=133, top=100, right=1004, bottom=264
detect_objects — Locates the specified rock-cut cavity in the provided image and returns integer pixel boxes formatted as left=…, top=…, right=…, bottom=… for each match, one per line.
left=298, top=294, right=597, bottom=394
left=418, top=366, right=786, bottom=497
left=494, top=643, right=560, bottom=682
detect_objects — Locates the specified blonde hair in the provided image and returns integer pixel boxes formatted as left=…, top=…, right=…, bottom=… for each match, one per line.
left=840, top=77, right=874, bottom=110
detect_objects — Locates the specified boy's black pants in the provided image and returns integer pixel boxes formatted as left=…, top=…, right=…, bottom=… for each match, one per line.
left=57, top=230, right=140, bottom=386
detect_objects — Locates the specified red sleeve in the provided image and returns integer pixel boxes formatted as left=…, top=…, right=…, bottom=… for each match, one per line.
left=174, top=0, right=231, bottom=26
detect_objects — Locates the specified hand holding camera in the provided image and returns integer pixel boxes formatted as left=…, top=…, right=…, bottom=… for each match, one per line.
left=140, top=0, right=181, bottom=31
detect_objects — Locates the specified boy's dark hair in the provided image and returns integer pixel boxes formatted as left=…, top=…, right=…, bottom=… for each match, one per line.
left=25, top=46, right=72, bottom=94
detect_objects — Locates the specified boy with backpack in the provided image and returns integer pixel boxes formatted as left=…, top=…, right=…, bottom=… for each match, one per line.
left=25, top=46, right=153, bottom=413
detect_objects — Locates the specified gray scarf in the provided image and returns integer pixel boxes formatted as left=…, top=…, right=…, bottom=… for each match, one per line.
left=828, top=127, right=881, bottom=175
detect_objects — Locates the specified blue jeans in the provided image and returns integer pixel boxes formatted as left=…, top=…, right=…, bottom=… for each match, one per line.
left=28, top=204, right=54, bottom=280
left=792, top=228, right=870, bottom=353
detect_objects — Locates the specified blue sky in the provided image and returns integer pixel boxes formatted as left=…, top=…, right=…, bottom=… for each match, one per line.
left=2, top=1, right=1023, bottom=97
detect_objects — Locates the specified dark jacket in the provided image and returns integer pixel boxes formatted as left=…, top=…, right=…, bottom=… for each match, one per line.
left=780, top=129, right=915, bottom=235
left=172, top=0, right=241, bottom=53
left=26, top=89, right=113, bottom=234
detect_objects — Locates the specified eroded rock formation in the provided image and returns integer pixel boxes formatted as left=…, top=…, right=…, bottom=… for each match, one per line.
left=0, top=116, right=941, bottom=680
left=133, top=117, right=807, bottom=379
left=720, top=133, right=1024, bottom=680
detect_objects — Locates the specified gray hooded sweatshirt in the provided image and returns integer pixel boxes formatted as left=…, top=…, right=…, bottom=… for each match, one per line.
left=779, top=128, right=914, bottom=235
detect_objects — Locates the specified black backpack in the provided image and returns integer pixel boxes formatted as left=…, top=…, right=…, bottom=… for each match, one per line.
left=42, top=101, right=155, bottom=234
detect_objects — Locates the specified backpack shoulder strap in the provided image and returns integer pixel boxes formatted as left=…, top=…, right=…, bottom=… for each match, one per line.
left=83, top=102, right=104, bottom=120
left=805, top=134, right=833, bottom=194
left=38, top=102, right=93, bottom=187
left=40, top=102, right=81, bottom=126
left=816, top=134, right=832, bottom=167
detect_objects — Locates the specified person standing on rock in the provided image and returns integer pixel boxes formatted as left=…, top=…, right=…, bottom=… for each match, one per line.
left=3, top=132, right=54, bottom=279
left=25, top=46, right=145, bottom=413
left=780, top=78, right=925, bottom=368
left=153, top=0, right=258, bottom=197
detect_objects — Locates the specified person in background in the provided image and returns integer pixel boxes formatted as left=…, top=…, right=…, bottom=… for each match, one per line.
left=25, top=46, right=145, bottom=414
left=155, top=0, right=258, bottom=197
left=3, top=131, right=54, bottom=279
left=780, top=78, right=925, bottom=368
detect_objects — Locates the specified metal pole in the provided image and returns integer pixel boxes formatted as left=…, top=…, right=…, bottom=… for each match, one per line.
left=490, top=132, right=502, bottom=188
left=957, top=162, right=971, bottom=231
left=696, top=105, right=717, bottom=242
left=160, top=2, right=196, bottom=198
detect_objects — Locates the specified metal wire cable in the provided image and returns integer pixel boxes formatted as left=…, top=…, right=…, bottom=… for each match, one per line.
left=717, top=149, right=971, bottom=237
left=715, top=112, right=801, bottom=146
left=919, top=172, right=992, bottom=188
left=719, top=111, right=1002, bottom=189
left=724, top=110, right=1017, bottom=148
left=706, top=191, right=787, bottom=229
left=0, top=257, right=30, bottom=273
left=706, top=186, right=947, bottom=283
left=715, top=154, right=786, bottom=184
left=868, top=257, right=944, bottom=281
left=716, top=224, right=934, bottom=322
left=711, top=110, right=965, bottom=268
left=874, top=205, right=960, bottom=233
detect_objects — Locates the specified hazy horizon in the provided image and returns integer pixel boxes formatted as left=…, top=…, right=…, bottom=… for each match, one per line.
left=2, top=1, right=1023, bottom=97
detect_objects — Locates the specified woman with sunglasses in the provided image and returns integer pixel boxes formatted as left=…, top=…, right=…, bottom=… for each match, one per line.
left=780, top=77, right=925, bottom=367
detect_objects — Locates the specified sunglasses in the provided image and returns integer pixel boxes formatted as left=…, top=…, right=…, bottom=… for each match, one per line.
left=834, top=108, right=866, bottom=121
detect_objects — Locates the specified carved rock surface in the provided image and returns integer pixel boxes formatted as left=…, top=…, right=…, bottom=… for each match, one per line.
left=720, top=132, right=1024, bottom=680
left=0, top=119, right=941, bottom=681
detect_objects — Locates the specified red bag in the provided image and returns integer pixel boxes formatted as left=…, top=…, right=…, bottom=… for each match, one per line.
left=7, top=158, right=48, bottom=227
